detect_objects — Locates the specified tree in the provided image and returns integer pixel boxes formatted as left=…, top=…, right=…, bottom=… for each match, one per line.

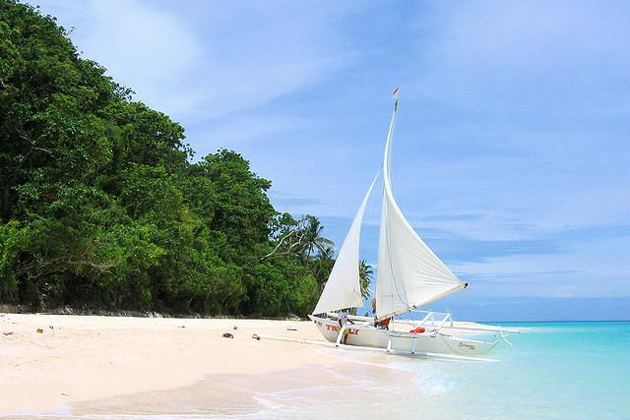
left=262, top=214, right=333, bottom=264
left=311, top=246, right=335, bottom=291
left=359, top=259, right=374, bottom=300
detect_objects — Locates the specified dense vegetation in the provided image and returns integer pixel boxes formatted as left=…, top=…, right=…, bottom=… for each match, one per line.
left=0, top=1, right=373, bottom=316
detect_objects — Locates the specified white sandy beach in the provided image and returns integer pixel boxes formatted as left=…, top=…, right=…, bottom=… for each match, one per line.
left=0, top=313, right=346, bottom=417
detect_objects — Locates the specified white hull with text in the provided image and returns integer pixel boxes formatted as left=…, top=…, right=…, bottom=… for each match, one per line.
left=309, top=312, right=515, bottom=357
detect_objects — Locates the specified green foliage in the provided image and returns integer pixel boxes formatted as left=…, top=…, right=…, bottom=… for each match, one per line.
left=359, top=259, right=374, bottom=299
left=0, top=220, right=30, bottom=300
left=0, top=1, right=334, bottom=317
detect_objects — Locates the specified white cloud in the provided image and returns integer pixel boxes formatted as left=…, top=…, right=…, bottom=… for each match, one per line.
left=195, top=114, right=311, bottom=151
left=34, top=0, right=360, bottom=122
left=453, top=234, right=630, bottom=298
left=421, top=1, right=628, bottom=112
left=179, top=1, right=360, bottom=121
left=34, top=0, right=205, bottom=116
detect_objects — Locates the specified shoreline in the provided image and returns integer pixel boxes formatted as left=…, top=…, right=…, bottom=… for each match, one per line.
left=0, top=303, right=306, bottom=321
left=0, top=313, right=342, bottom=416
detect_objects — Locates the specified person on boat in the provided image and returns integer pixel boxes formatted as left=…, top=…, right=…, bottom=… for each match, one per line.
left=337, top=311, right=354, bottom=327
left=337, top=310, right=353, bottom=344
left=375, top=317, right=391, bottom=330
left=371, top=297, right=376, bottom=315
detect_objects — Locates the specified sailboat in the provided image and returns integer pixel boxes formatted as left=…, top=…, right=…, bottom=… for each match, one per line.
left=309, top=90, right=517, bottom=357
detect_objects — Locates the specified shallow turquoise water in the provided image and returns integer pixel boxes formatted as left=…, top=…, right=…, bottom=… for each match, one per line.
left=248, top=321, right=630, bottom=420
left=440, top=321, right=630, bottom=419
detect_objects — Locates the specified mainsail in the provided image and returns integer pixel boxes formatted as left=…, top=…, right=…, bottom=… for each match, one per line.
left=312, top=174, right=378, bottom=315
left=375, top=94, right=467, bottom=320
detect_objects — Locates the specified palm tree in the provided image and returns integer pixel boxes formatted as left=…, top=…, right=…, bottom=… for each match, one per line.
left=298, top=215, right=334, bottom=261
left=359, top=259, right=374, bottom=299
left=261, top=214, right=334, bottom=266
left=312, top=246, right=335, bottom=291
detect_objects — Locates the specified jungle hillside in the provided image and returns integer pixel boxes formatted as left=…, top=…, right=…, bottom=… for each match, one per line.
left=0, top=1, right=372, bottom=317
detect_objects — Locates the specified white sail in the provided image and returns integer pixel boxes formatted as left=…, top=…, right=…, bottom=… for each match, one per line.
left=312, top=174, right=378, bottom=315
left=375, top=97, right=466, bottom=320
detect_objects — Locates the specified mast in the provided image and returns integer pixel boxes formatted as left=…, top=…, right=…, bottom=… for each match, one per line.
left=375, top=89, right=467, bottom=320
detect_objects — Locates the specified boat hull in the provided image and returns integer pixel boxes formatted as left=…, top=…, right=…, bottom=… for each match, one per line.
left=309, top=315, right=500, bottom=357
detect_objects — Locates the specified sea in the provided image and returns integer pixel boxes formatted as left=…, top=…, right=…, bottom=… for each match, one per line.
left=240, top=321, right=630, bottom=420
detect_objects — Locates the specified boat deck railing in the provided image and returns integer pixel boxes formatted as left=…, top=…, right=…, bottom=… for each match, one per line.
left=320, top=311, right=520, bottom=335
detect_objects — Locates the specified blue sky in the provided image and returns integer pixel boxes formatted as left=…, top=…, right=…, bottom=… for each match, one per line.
left=32, top=0, right=630, bottom=319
